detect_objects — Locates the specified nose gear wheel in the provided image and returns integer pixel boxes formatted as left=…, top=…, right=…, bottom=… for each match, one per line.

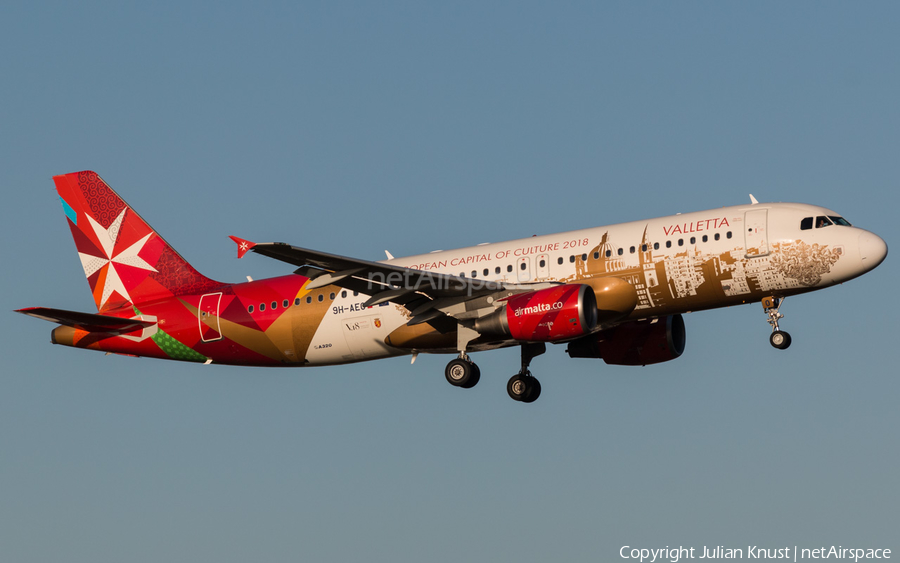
left=762, top=296, right=791, bottom=350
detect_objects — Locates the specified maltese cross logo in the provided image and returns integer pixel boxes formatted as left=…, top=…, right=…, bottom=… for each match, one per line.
left=78, top=208, right=158, bottom=308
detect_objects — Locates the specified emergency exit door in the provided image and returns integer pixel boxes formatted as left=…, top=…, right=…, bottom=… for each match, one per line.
left=744, top=209, right=769, bottom=257
left=198, top=292, right=223, bottom=342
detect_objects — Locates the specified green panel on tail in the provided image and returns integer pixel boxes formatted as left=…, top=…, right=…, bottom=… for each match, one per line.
left=134, top=307, right=208, bottom=363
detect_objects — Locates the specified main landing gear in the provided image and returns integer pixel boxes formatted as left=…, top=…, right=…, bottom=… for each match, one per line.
left=762, top=296, right=792, bottom=350
left=444, top=354, right=481, bottom=389
left=442, top=342, right=546, bottom=403
left=506, top=343, right=545, bottom=404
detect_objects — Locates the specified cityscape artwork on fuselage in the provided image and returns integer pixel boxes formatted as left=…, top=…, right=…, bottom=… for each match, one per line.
left=18, top=171, right=888, bottom=403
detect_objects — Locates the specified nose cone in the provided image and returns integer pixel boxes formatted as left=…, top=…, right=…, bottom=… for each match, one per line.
left=858, top=232, right=888, bottom=269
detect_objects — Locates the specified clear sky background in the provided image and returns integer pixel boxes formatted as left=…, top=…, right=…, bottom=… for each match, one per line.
left=1, top=2, right=898, bottom=562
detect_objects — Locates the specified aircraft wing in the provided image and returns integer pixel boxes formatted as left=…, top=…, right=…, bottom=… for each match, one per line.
left=230, top=237, right=552, bottom=325
left=15, top=307, right=156, bottom=333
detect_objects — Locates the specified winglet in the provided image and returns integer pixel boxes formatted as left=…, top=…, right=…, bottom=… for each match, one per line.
left=749, top=194, right=759, bottom=205
left=229, top=236, right=256, bottom=259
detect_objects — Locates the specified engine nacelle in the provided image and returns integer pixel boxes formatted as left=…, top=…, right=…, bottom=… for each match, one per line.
left=580, top=276, right=638, bottom=324
left=566, top=314, right=686, bottom=366
left=476, top=284, right=597, bottom=342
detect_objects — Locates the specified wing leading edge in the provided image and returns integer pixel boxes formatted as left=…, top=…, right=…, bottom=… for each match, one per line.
left=231, top=236, right=547, bottom=296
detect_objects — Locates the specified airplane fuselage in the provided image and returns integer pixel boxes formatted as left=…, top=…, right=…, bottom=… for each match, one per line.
left=50, top=200, right=886, bottom=367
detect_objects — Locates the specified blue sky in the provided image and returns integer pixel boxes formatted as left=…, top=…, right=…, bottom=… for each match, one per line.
left=2, top=2, right=898, bottom=562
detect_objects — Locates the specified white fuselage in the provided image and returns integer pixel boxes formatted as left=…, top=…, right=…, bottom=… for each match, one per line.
left=302, top=201, right=886, bottom=365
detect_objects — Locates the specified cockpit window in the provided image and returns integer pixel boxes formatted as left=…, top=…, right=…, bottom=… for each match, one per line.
left=829, top=216, right=852, bottom=226
left=800, top=217, right=813, bottom=230
left=815, top=216, right=833, bottom=228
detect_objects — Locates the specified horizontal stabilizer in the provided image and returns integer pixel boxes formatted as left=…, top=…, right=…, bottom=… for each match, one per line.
left=15, top=307, right=156, bottom=333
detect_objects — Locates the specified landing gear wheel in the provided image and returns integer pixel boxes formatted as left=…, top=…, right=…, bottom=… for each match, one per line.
left=507, top=373, right=541, bottom=403
left=507, top=373, right=528, bottom=401
left=762, top=296, right=792, bottom=350
left=445, top=358, right=479, bottom=388
left=462, top=363, right=481, bottom=389
left=521, top=377, right=541, bottom=403
left=505, top=343, right=546, bottom=403
left=769, top=330, right=792, bottom=350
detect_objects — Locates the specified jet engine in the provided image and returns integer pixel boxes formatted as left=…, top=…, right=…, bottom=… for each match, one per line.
left=580, top=276, right=638, bottom=324
left=566, top=314, right=686, bottom=366
left=476, top=284, right=598, bottom=342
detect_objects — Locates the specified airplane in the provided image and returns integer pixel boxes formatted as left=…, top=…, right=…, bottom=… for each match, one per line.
left=17, top=171, right=888, bottom=403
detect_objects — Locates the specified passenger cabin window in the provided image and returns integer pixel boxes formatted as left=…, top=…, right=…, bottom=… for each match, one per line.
left=702, top=235, right=708, bottom=243
left=283, top=299, right=289, bottom=308
left=654, top=242, right=660, bottom=250
left=306, top=296, right=312, bottom=304
left=715, top=233, right=720, bottom=241
left=520, top=262, right=527, bottom=271
left=539, top=259, right=546, bottom=268
left=248, top=305, right=254, bottom=313
left=557, top=257, right=563, bottom=265
left=605, top=250, right=611, bottom=258
left=630, top=246, right=635, bottom=254
left=617, top=248, right=623, bottom=255
left=483, top=268, right=489, bottom=276
left=666, top=241, right=672, bottom=248
left=295, top=298, right=300, bottom=306
left=726, top=231, right=732, bottom=239
left=593, top=252, right=600, bottom=259
left=260, top=303, right=266, bottom=311
left=507, top=265, right=513, bottom=273
left=800, top=217, right=813, bottom=230
left=495, top=266, right=501, bottom=274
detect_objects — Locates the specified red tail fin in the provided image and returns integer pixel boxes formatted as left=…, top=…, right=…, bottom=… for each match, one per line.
left=54, top=171, right=221, bottom=312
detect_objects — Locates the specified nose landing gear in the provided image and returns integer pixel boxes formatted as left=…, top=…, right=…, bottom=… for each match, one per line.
left=762, top=296, right=792, bottom=350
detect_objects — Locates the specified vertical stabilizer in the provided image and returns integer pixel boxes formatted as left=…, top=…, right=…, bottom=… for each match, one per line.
left=54, top=171, right=220, bottom=312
